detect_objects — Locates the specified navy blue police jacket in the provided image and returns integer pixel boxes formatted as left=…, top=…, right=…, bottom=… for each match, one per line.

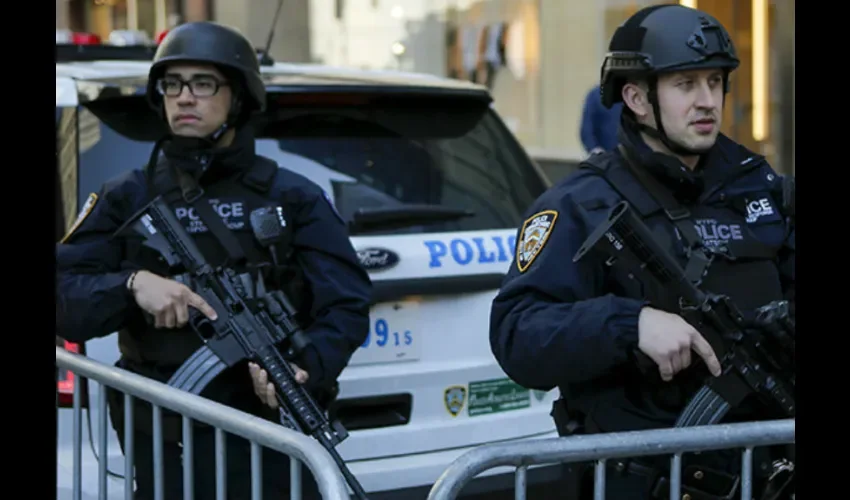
left=489, top=127, right=795, bottom=433
left=56, top=136, right=372, bottom=417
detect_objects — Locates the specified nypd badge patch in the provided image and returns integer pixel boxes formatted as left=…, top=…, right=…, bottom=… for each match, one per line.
left=444, top=385, right=467, bottom=417
left=61, top=193, right=98, bottom=243
left=516, top=210, right=558, bottom=272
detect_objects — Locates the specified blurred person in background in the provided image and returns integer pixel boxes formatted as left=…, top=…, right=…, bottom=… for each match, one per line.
left=580, top=84, right=623, bottom=155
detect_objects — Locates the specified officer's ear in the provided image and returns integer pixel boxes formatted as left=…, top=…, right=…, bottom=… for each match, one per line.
left=230, top=93, right=243, bottom=119
left=622, top=79, right=650, bottom=120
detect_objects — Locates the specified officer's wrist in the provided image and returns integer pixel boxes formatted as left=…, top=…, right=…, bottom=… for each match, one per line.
left=618, top=299, right=649, bottom=350
left=126, top=270, right=143, bottom=293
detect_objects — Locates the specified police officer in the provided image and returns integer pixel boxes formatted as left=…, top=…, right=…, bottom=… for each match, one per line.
left=56, top=21, right=372, bottom=500
left=489, top=5, right=794, bottom=500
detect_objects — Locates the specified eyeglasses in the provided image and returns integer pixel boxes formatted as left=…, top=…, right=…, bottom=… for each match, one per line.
left=156, top=75, right=229, bottom=97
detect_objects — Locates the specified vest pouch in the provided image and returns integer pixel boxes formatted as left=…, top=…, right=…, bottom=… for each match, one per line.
left=687, top=200, right=785, bottom=313
left=699, top=259, right=784, bottom=314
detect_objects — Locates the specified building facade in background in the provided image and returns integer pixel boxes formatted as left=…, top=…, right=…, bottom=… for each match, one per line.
left=56, top=0, right=311, bottom=63
left=57, top=0, right=794, bottom=174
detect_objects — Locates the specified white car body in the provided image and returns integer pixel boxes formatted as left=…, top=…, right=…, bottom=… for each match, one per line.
left=56, top=45, right=560, bottom=500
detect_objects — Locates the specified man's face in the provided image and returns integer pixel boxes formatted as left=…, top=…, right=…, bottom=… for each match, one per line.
left=653, top=68, right=725, bottom=152
left=159, top=63, right=232, bottom=138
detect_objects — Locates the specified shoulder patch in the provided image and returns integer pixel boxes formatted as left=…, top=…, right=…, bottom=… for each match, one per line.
left=60, top=193, right=98, bottom=243
left=516, top=210, right=558, bottom=272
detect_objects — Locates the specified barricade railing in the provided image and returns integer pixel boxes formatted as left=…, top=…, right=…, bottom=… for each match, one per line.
left=56, top=346, right=352, bottom=500
left=427, top=418, right=795, bottom=500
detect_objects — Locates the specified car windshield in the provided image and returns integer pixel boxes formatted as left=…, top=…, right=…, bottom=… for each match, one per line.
left=65, top=91, right=547, bottom=235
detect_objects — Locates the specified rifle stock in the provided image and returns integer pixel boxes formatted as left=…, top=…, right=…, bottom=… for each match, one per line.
left=573, top=201, right=795, bottom=427
left=121, top=195, right=369, bottom=499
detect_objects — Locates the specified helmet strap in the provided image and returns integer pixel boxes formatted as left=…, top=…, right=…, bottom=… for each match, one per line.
left=206, top=122, right=230, bottom=144
left=202, top=91, right=247, bottom=146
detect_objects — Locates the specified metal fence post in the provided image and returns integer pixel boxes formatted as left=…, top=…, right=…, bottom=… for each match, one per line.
left=56, top=347, right=353, bottom=500
left=427, top=419, right=795, bottom=500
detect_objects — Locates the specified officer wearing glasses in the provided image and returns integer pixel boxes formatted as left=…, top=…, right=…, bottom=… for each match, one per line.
left=56, top=21, right=372, bottom=500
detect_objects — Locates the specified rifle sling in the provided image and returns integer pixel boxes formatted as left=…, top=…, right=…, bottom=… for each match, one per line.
left=172, top=166, right=259, bottom=269
left=616, top=144, right=712, bottom=285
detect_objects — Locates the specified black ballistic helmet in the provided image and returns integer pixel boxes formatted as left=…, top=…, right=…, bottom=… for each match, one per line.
left=146, top=22, right=267, bottom=124
left=600, top=5, right=738, bottom=155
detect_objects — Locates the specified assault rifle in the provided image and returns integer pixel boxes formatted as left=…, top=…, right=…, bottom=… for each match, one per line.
left=572, top=201, right=795, bottom=427
left=119, top=195, right=369, bottom=500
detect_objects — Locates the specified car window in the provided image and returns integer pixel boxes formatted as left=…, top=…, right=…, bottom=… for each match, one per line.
left=77, top=92, right=547, bottom=234
left=74, top=104, right=159, bottom=204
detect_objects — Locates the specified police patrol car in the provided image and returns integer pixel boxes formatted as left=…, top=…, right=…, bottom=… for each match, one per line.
left=55, top=30, right=560, bottom=499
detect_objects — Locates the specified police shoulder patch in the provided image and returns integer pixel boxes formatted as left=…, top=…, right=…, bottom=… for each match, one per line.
left=516, top=209, right=558, bottom=273
left=60, top=193, right=98, bottom=243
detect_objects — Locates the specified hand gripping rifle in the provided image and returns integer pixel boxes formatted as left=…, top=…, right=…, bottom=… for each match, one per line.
left=120, top=195, right=369, bottom=500
left=572, top=201, right=795, bottom=428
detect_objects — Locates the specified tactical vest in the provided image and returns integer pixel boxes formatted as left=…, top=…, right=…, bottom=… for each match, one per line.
left=578, top=148, right=792, bottom=417
left=117, top=154, right=307, bottom=369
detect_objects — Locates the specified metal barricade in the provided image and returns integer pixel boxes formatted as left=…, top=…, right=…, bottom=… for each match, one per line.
left=56, top=346, right=352, bottom=500
left=427, top=418, right=795, bottom=500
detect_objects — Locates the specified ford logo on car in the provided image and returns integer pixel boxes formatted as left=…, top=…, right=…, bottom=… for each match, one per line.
left=357, top=247, right=399, bottom=272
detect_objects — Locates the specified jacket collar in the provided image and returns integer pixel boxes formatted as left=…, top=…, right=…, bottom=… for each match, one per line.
left=617, top=113, right=764, bottom=204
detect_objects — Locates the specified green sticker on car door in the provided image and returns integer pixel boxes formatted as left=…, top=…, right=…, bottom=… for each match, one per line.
left=467, top=377, right=531, bottom=416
